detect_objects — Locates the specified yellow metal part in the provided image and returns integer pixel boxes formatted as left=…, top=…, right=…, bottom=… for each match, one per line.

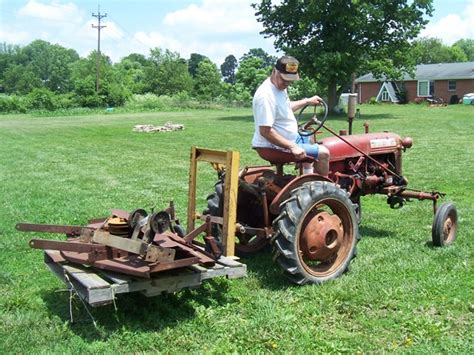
left=187, top=146, right=240, bottom=257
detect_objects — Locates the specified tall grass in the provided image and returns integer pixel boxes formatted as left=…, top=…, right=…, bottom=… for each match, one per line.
left=0, top=104, right=472, bottom=352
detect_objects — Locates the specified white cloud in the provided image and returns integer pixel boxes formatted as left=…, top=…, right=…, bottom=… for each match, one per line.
left=133, top=0, right=275, bottom=64
left=163, top=0, right=261, bottom=34
left=18, top=0, right=82, bottom=23
left=133, top=31, right=182, bottom=51
left=0, top=29, right=30, bottom=44
left=420, top=0, right=474, bottom=44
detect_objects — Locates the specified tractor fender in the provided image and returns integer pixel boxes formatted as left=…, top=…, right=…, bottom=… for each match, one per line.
left=269, top=174, right=332, bottom=215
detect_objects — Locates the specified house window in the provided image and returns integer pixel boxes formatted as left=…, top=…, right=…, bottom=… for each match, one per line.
left=417, top=80, right=431, bottom=97
left=448, top=80, right=456, bottom=91
left=381, top=89, right=390, bottom=101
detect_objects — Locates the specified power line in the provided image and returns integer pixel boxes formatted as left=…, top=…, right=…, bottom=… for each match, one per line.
left=92, top=5, right=107, bottom=92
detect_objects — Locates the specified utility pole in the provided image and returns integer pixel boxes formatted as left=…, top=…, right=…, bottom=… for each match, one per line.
left=92, top=5, right=107, bottom=92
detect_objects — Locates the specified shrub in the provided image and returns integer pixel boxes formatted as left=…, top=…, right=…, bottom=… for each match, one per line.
left=0, top=94, right=29, bottom=113
left=368, top=96, right=379, bottom=105
left=27, top=88, right=57, bottom=111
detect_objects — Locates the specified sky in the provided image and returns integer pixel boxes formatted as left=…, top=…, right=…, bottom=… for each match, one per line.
left=0, top=0, right=473, bottom=65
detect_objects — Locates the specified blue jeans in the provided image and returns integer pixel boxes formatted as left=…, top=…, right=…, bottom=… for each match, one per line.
left=295, top=134, right=319, bottom=159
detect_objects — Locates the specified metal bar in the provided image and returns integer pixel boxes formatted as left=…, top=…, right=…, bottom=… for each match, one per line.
left=29, top=239, right=105, bottom=253
left=149, top=257, right=200, bottom=273
left=93, top=230, right=175, bottom=262
left=184, top=222, right=208, bottom=244
left=93, top=230, right=148, bottom=255
left=397, top=190, right=441, bottom=201
left=16, top=223, right=95, bottom=236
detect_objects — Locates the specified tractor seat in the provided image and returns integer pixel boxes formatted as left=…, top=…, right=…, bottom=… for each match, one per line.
left=254, top=147, right=315, bottom=165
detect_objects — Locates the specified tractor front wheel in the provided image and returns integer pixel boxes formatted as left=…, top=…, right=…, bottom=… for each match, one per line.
left=272, top=181, right=359, bottom=284
left=432, top=202, right=457, bottom=246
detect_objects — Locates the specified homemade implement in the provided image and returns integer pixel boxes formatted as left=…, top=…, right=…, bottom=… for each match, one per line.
left=17, top=200, right=246, bottom=305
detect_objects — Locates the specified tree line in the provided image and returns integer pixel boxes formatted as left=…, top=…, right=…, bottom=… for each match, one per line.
left=1, top=2, right=473, bottom=114
left=0, top=40, right=275, bottom=112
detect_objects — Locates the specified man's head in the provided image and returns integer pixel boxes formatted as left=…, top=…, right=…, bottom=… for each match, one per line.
left=275, top=56, right=300, bottom=81
left=271, top=55, right=300, bottom=90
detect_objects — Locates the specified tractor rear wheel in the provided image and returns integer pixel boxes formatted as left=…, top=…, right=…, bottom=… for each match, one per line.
left=432, top=202, right=457, bottom=246
left=205, top=180, right=268, bottom=256
left=272, top=181, right=359, bottom=285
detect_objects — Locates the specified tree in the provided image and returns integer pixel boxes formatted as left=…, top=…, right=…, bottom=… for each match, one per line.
left=145, top=48, right=193, bottom=96
left=188, top=53, right=208, bottom=78
left=453, top=39, right=474, bottom=61
left=253, top=0, right=434, bottom=110
left=194, top=58, right=222, bottom=100
left=0, top=40, right=79, bottom=94
left=21, top=40, right=79, bottom=93
left=3, top=64, right=41, bottom=94
left=235, top=56, right=271, bottom=95
left=0, top=43, right=22, bottom=91
left=221, top=55, right=238, bottom=84
left=240, top=48, right=276, bottom=68
left=116, top=54, right=150, bottom=94
left=71, top=51, right=130, bottom=107
left=413, top=37, right=467, bottom=64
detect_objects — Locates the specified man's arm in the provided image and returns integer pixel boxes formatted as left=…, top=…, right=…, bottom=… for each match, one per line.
left=290, top=94, right=322, bottom=112
left=259, top=126, right=306, bottom=160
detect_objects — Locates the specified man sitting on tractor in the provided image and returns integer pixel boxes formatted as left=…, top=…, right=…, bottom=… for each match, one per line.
left=252, top=55, right=330, bottom=176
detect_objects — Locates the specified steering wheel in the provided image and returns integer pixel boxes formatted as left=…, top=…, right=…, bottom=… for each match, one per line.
left=297, top=99, right=328, bottom=137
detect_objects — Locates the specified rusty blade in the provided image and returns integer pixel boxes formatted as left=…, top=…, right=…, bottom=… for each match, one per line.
left=61, top=251, right=152, bottom=278
left=29, top=239, right=105, bottom=253
left=16, top=223, right=95, bottom=235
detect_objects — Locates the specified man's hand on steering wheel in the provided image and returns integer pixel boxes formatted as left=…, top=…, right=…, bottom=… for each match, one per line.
left=298, top=98, right=329, bottom=136
left=305, top=95, right=323, bottom=106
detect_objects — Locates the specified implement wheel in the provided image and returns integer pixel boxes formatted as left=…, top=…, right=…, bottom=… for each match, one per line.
left=272, top=181, right=359, bottom=285
left=432, top=202, right=457, bottom=246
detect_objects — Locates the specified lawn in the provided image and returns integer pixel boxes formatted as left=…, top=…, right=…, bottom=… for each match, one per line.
left=0, top=104, right=472, bottom=353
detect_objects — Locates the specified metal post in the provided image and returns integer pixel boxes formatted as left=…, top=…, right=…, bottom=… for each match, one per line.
left=92, top=6, right=107, bottom=92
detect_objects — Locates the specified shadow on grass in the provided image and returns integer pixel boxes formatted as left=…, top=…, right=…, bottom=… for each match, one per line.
left=41, top=276, right=236, bottom=341
left=237, top=251, right=293, bottom=291
left=359, top=225, right=394, bottom=239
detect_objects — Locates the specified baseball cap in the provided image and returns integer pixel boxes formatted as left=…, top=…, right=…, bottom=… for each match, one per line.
left=275, top=55, right=300, bottom=81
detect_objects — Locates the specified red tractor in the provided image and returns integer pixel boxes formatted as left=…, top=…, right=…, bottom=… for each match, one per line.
left=204, top=101, right=457, bottom=285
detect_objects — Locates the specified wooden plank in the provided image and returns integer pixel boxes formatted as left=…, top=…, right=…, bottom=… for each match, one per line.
left=62, top=264, right=111, bottom=289
left=194, top=147, right=228, bottom=164
left=43, top=248, right=247, bottom=306
left=217, top=255, right=244, bottom=268
left=44, top=259, right=114, bottom=306
left=141, top=270, right=202, bottom=297
left=222, top=150, right=240, bottom=257
left=187, top=146, right=198, bottom=232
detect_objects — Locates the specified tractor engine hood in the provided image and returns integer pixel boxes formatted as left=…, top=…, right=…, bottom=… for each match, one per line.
left=321, top=132, right=410, bottom=162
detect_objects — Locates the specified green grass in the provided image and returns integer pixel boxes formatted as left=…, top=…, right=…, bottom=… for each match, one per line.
left=0, top=104, right=473, bottom=353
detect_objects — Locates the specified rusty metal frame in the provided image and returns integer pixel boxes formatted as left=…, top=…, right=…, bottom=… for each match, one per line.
left=186, top=146, right=240, bottom=257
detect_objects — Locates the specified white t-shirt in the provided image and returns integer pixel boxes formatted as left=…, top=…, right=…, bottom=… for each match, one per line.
left=252, top=78, right=297, bottom=149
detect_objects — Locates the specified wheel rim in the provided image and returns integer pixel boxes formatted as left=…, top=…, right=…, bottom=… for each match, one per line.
left=442, top=212, right=457, bottom=243
left=297, top=198, right=355, bottom=277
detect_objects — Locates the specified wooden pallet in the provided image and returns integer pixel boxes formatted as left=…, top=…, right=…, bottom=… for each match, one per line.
left=44, top=250, right=247, bottom=307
